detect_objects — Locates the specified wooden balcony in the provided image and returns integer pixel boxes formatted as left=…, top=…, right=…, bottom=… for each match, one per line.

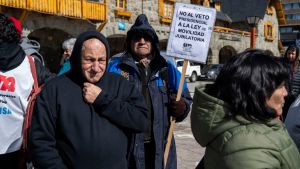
left=214, top=26, right=251, bottom=36
left=0, top=0, right=107, bottom=22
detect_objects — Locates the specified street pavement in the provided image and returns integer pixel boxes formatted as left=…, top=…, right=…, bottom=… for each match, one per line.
left=174, top=80, right=211, bottom=169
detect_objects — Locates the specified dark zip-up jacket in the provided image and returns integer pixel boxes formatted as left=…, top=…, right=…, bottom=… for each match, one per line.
left=108, top=54, right=192, bottom=169
left=108, top=14, right=192, bottom=169
left=29, top=31, right=149, bottom=169
left=29, top=72, right=149, bottom=169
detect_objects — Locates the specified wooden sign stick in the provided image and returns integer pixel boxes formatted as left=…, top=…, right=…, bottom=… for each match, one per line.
left=164, top=59, right=188, bottom=168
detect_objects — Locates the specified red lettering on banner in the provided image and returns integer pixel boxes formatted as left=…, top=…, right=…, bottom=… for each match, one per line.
left=0, top=75, right=15, bottom=92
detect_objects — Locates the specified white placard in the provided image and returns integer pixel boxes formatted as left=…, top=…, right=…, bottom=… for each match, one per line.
left=166, top=3, right=216, bottom=63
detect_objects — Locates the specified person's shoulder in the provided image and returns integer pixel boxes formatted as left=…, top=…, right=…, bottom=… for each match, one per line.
left=104, top=72, right=128, bottom=81
left=102, top=72, right=132, bottom=90
left=107, top=56, right=123, bottom=72
left=20, top=37, right=44, bottom=65
left=41, top=74, right=69, bottom=90
left=218, top=122, right=285, bottom=153
left=208, top=120, right=300, bottom=168
left=285, top=97, right=300, bottom=125
left=109, top=56, right=122, bottom=64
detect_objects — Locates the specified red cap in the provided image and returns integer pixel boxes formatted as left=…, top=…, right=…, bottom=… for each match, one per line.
left=8, top=16, right=22, bottom=36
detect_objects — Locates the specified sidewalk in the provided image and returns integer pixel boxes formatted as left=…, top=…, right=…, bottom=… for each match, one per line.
left=175, top=114, right=205, bottom=169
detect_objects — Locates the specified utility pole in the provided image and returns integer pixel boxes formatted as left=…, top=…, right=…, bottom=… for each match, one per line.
left=142, top=0, right=144, bottom=14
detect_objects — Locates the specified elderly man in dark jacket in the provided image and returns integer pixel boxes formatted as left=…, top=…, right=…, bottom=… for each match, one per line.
left=108, top=14, right=192, bottom=169
left=29, top=31, right=149, bottom=169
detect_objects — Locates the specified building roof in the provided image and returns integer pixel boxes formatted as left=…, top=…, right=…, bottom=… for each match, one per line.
left=216, top=11, right=232, bottom=23
left=221, top=0, right=269, bottom=22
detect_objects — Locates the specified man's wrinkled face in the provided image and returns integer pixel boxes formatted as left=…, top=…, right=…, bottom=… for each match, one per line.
left=131, top=34, right=152, bottom=59
left=81, top=38, right=106, bottom=83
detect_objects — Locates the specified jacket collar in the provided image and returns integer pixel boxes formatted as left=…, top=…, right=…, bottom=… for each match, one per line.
left=120, top=52, right=168, bottom=78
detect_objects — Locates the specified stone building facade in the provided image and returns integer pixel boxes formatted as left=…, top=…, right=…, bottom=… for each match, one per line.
left=1, top=5, right=99, bottom=73
left=0, top=0, right=286, bottom=71
left=101, top=0, right=285, bottom=64
left=102, top=0, right=190, bottom=56
left=205, top=0, right=285, bottom=64
left=280, top=0, right=300, bottom=47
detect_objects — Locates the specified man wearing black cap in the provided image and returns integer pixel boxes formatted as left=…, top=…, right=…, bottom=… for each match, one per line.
left=29, top=31, right=149, bottom=169
left=108, top=14, right=192, bottom=169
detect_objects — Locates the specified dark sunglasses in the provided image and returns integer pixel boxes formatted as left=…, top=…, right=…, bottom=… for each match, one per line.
left=131, top=34, right=152, bottom=42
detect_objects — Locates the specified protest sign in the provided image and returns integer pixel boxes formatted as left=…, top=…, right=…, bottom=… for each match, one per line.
left=166, top=3, right=216, bottom=63
left=164, top=4, right=217, bottom=167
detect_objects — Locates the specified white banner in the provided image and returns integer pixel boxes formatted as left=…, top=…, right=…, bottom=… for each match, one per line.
left=0, top=57, right=33, bottom=154
left=166, top=3, right=216, bottom=63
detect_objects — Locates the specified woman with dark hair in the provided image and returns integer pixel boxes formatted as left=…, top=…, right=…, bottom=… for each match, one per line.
left=191, top=49, right=300, bottom=169
left=282, top=45, right=300, bottom=119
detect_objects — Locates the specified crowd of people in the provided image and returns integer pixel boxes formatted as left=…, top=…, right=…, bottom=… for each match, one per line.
left=1, top=12, right=300, bottom=169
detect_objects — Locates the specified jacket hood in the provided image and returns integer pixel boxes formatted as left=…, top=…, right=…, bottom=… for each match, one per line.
left=126, top=14, right=160, bottom=55
left=191, top=84, right=282, bottom=147
left=191, top=84, right=238, bottom=146
left=0, top=42, right=25, bottom=71
left=69, top=31, right=110, bottom=84
left=20, top=37, right=44, bottom=65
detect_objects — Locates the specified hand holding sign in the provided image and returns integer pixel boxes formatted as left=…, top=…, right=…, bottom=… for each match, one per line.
left=164, top=3, right=216, bottom=168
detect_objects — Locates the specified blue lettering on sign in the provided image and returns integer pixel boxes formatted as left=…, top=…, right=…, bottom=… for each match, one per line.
left=0, top=107, right=12, bottom=115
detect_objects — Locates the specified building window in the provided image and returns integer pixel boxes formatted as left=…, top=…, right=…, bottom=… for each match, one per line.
left=286, top=14, right=291, bottom=20
left=164, top=2, right=174, bottom=19
left=116, top=0, right=126, bottom=9
left=287, top=27, right=293, bottom=32
left=267, top=25, right=273, bottom=36
left=88, top=0, right=104, bottom=2
left=286, top=14, right=300, bottom=20
left=280, top=27, right=294, bottom=33
left=114, top=0, right=132, bottom=18
left=283, top=3, right=300, bottom=9
left=159, top=0, right=175, bottom=24
left=280, top=27, right=286, bottom=33
left=264, top=21, right=275, bottom=41
left=284, top=3, right=292, bottom=9
left=294, top=3, right=300, bottom=8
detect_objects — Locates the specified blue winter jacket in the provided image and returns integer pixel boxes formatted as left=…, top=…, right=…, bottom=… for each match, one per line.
left=108, top=53, right=192, bottom=169
left=58, top=59, right=71, bottom=75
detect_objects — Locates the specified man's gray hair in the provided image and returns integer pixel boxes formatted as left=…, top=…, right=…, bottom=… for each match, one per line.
left=62, top=38, right=76, bottom=51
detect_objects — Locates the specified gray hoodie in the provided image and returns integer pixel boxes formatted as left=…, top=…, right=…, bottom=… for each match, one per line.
left=20, top=37, right=44, bottom=65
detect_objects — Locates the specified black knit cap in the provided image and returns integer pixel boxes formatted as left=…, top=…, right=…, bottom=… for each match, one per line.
left=69, top=30, right=110, bottom=83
